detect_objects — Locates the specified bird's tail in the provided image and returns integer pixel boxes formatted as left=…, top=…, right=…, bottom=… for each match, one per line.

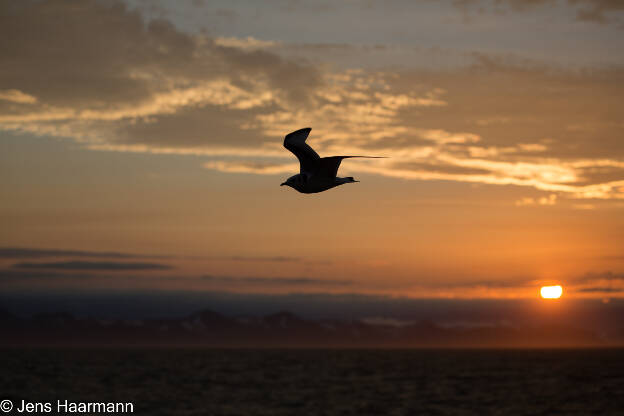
left=342, top=156, right=387, bottom=159
left=345, top=177, right=359, bottom=183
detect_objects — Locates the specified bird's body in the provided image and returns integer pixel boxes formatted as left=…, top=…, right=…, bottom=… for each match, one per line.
left=282, top=172, right=358, bottom=194
left=280, top=128, right=382, bottom=194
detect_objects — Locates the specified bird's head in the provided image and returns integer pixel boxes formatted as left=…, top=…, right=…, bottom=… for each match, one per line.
left=280, top=174, right=301, bottom=190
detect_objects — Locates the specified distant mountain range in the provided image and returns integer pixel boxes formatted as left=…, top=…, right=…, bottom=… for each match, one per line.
left=2, top=307, right=621, bottom=348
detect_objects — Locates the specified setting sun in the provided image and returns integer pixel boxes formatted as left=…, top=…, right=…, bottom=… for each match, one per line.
left=540, top=285, right=563, bottom=299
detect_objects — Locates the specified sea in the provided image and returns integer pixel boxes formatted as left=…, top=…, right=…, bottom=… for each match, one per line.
left=1, top=348, right=622, bottom=415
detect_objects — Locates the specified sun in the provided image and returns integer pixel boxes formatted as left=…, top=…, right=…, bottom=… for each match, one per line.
left=540, top=285, right=563, bottom=299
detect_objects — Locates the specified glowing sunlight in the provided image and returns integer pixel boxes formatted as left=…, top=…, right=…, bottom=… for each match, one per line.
left=540, top=285, right=563, bottom=299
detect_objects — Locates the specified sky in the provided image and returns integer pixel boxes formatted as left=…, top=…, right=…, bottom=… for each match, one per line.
left=1, top=0, right=623, bottom=314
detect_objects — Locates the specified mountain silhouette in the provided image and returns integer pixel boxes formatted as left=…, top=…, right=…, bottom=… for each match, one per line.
left=0, top=306, right=614, bottom=348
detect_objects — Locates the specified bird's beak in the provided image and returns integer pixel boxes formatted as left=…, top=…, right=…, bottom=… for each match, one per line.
left=280, top=182, right=286, bottom=186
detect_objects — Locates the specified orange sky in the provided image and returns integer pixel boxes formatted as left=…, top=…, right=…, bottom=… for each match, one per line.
left=0, top=0, right=623, bottom=300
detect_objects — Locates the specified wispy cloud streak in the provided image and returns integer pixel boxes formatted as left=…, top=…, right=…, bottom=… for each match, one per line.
left=12, top=261, right=173, bottom=271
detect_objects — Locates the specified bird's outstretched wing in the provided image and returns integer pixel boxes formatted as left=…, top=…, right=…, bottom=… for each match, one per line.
left=284, top=128, right=319, bottom=174
left=317, top=156, right=386, bottom=179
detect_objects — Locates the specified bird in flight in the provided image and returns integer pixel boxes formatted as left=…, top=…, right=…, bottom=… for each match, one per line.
left=281, top=127, right=385, bottom=193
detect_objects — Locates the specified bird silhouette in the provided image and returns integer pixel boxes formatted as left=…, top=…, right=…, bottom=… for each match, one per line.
left=280, top=127, right=384, bottom=193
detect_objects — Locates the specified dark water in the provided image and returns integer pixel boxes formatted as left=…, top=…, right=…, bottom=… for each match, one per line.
left=1, top=349, right=622, bottom=415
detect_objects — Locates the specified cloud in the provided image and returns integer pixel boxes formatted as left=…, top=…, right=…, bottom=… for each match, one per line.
left=419, top=129, right=480, bottom=145
left=416, top=276, right=535, bottom=289
left=453, top=0, right=552, bottom=13
left=569, top=0, right=624, bottom=23
left=573, top=164, right=624, bottom=186
left=569, top=271, right=624, bottom=295
left=0, top=1, right=622, bottom=203
left=203, top=160, right=298, bottom=175
left=515, top=194, right=557, bottom=206
left=0, top=247, right=165, bottom=259
left=1, top=263, right=621, bottom=299
left=575, top=271, right=624, bottom=282
left=12, top=261, right=173, bottom=271
left=201, top=275, right=352, bottom=286
left=214, top=36, right=279, bottom=50
left=577, top=287, right=624, bottom=293
left=454, top=0, right=624, bottom=25
left=391, top=161, right=491, bottom=176
left=219, top=256, right=303, bottom=263
left=0, top=269, right=82, bottom=281
left=0, top=247, right=320, bottom=270
left=0, top=89, right=37, bottom=104
left=0, top=0, right=318, bottom=126
left=211, top=58, right=622, bottom=200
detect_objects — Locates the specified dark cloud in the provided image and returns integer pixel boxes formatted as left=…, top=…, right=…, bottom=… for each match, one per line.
left=0, top=269, right=83, bottom=281
left=454, top=0, right=624, bottom=24
left=503, top=0, right=553, bottom=11
left=1, top=1, right=187, bottom=106
left=201, top=275, right=351, bottom=286
left=577, top=287, right=623, bottom=293
left=0, top=0, right=325, bottom=166
left=415, top=276, right=534, bottom=289
left=0, top=269, right=344, bottom=287
left=0, top=247, right=163, bottom=259
left=214, top=8, right=237, bottom=21
left=569, top=0, right=624, bottom=23
left=452, top=0, right=553, bottom=15
left=284, top=43, right=356, bottom=53
left=212, top=43, right=320, bottom=103
left=12, top=261, right=172, bottom=271
left=461, top=278, right=533, bottom=288
left=574, top=166, right=624, bottom=186
left=0, top=0, right=319, bottom=113
left=113, top=104, right=267, bottom=149
left=0, top=247, right=313, bottom=269
left=575, top=271, right=624, bottom=282
left=390, top=58, right=624, bottom=162
left=221, top=256, right=303, bottom=263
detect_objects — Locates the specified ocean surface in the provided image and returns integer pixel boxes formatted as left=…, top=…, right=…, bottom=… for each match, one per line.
left=1, top=348, right=622, bottom=415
